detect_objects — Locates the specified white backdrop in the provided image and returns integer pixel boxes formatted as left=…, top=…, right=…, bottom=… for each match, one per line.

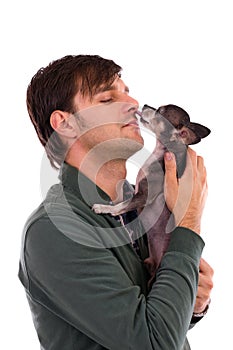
left=1, top=0, right=232, bottom=348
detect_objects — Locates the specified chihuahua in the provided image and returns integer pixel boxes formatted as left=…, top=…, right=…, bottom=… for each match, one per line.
left=93, top=104, right=210, bottom=283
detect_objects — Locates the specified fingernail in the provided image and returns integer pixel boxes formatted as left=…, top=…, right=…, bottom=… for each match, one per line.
left=165, top=152, right=173, bottom=161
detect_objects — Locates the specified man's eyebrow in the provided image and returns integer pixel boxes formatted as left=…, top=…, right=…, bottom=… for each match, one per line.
left=96, top=85, right=130, bottom=94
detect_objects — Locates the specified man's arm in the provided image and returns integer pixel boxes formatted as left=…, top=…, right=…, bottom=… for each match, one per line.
left=164, top=147, right=214, bottom=318
left=24, top=215, right=203, bottom=350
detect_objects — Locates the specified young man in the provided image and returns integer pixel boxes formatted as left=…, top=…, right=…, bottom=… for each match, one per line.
left=19, top=55, right=213, bottom=349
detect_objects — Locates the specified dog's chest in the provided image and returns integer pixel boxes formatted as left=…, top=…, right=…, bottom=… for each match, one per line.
left=136, top=143, right=165, bottom=189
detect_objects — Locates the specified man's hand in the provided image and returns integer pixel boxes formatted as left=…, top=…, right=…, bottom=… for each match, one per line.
left=194, top=258, right=214, bottom=314
left=164, top=147, right=208, bottom=234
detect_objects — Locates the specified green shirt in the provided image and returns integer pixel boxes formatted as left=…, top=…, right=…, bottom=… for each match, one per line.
left=18, top=162, right=204, bottom=349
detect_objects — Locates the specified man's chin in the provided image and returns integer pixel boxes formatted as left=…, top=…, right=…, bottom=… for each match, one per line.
left=105, top=137, right=144, bottom=160
left=123, top=137, right=144, bottom=159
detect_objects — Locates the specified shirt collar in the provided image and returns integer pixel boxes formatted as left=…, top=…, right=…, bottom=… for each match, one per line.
left=59, top=162, right=135, bottom=207
left=58, top=162, right=113, bottom=207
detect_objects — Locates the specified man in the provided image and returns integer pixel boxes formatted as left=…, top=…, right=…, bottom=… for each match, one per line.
left=19, top=55, right=213, bottom=349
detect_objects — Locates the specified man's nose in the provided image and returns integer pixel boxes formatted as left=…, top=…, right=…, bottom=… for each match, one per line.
left=122, top=96, right=139, bottom=114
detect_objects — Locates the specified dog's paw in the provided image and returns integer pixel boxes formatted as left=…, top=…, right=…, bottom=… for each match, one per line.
left=92, top=204, right=112, bottom=214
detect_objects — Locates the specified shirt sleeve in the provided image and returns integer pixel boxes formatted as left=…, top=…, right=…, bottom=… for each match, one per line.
left=24, top=216, right=204, bottom=350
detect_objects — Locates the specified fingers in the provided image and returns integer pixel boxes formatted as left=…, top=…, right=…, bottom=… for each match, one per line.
left=186, top=148, right=206, bottom=182
left=199, top=257, right=214, bottom=278
left=194, top=258, right=214, bottom=313
left=164, top=152, right=177, bottom=179
left=164, top=152, right=178, bottom=212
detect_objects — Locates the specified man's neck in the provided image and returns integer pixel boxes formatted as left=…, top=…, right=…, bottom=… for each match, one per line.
left=93, top=160, right=127, bottom=201
left=66, top=147, right=127, bottom=201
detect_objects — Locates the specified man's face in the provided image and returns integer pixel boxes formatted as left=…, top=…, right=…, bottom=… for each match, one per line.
left=72, top=76, right=144, bottom=157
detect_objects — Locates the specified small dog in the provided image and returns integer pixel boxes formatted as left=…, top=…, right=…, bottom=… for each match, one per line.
left=93, top=104, right=210, bottom=283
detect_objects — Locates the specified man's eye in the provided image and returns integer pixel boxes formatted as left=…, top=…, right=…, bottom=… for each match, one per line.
left=100, top=98, right=113, bottom=103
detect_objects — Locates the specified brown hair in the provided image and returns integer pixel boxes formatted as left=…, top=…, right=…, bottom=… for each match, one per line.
left=26, top=55, right=122, bottom=169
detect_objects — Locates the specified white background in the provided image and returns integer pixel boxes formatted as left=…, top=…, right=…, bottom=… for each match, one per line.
left=1, top=0, right=232, bottom=348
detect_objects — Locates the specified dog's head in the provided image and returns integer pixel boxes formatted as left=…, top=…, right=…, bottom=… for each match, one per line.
left=140, top=104, right=211, bottom=145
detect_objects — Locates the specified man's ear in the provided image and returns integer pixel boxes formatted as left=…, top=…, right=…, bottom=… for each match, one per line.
left=50, top=110, right=78, bottom=139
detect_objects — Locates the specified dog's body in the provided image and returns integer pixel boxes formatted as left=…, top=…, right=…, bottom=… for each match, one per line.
left=93, top=104, right=210, bottom=282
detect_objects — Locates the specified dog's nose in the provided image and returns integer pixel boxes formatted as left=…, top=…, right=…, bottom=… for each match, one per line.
left=143, top=104, right=157, bottom=111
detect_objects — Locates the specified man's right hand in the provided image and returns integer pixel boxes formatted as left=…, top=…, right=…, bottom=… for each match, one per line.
left=164, top=147, right=208, bottom=234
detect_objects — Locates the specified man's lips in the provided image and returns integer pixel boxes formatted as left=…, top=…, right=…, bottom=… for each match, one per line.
left=123, top=111, right=142, bottom=127
left=123, top=119, right=140, bottom=128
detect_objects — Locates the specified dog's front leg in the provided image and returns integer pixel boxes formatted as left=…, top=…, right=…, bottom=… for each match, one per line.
left=92, top=198, right=132, bottom=216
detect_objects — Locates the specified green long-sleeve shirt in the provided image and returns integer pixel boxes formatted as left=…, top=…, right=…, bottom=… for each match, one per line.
left=18, top=162, right=204, bottom=349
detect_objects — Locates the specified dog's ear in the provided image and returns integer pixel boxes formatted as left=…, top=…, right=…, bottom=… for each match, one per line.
left=177, top=126, right=199, bottom=145
left=176, top=123, right=211, bottom=145
left=187, top=123, right=211, bottom=144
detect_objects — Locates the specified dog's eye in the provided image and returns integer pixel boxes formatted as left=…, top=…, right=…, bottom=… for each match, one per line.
left=177, top=124, right=184, bottom=129
left=158, top=107, right=165, bottom=114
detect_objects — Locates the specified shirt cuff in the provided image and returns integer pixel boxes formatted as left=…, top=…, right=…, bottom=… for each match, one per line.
left=167, top=227, right=205, bottom=264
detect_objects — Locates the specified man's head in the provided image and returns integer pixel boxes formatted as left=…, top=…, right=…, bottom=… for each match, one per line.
left=27, top=55, right=134, bottom=169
